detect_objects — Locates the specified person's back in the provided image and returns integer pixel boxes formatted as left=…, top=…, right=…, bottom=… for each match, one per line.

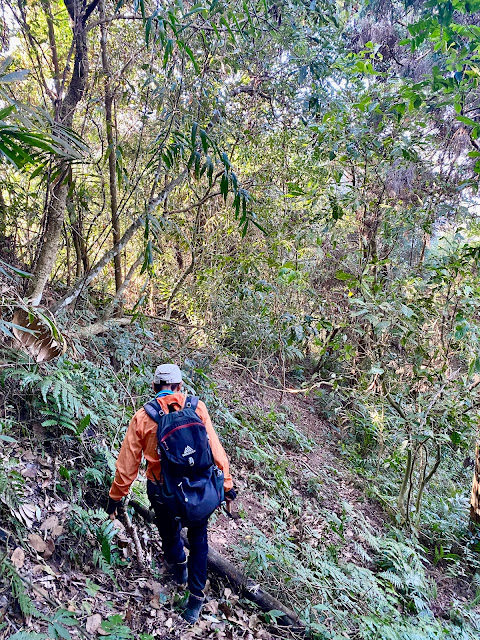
left=106, top=364, right=236, bottom=623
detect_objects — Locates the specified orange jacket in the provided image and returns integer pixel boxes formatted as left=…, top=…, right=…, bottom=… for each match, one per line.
left=109, top=392, right=232, bottom=501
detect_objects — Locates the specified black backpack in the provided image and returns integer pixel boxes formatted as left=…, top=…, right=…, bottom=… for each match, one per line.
left=144, top=395, right=224, bottom=524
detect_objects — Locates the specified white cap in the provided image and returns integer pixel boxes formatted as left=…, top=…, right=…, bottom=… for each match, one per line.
left=153, top=363, right=183, bottom=384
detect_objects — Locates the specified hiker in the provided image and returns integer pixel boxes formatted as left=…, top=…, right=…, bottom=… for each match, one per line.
left=106, top=363, right=236, bottom=623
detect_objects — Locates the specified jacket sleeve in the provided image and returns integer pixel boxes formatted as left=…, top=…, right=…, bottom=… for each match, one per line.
left=109, top=412, right=144, bottom=501
left=197, top=400, right=233, bottom=491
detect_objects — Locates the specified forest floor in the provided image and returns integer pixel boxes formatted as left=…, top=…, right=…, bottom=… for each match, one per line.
left=209, top=363, right=385, bottom=561
left=2, top=357, right=476, bottom=639
left=210, top=364, right=473, bottom=619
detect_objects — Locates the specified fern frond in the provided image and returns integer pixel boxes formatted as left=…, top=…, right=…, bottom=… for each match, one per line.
left=378, top=570, right=404, bottom=589
left=0, top=462, right=25, bottom=516
left=1, top=558, right=42, bottom=618
left=93, top=550, right=116, bottom=582
left=353, top=541, right=372, bottom=563
left=2, top=368, right=42, bottom=388
left=39, top=376, right=54, bottom=403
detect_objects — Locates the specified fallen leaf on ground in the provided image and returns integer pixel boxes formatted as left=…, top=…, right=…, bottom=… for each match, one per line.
left=11, top=547, right=25, bottom=568
left=249, top=614, right=260, bottom=629
left=43, top=538, right=55, bottom=559
left=21, top=466, right=38, bottom=478
left=33, top=586, right=49, bottom=600
left=38, top=575, right=54, bottom=590
left=40, top=515, right=58, bottom=532
left=17, top=503, right=36, bottom=528
left=53, top=501, right=69, bottom=512
left=148, top=580, right=163, bottom=596
left=111, top=518, right=125, bottom=531
left=86, top=614, right=102, bottom=634
left=204, top=600, right=219, bottom=614
left=28, top=533, right=46, bottom=553
left=32, top=423, right=45, bottom=438
left=203, top=614, right=220, bottom=623
left=42, top=564, right=58, bottom=577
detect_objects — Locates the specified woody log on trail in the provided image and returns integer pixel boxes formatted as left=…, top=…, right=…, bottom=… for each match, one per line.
left=105, top=363, right=236, bottom=624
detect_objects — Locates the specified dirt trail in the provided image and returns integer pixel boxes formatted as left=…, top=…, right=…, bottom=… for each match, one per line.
left=209, top=364, right=473, bottom=620
left=2, top=362, right=384, bottom=639
left=2, top=434, right=277, bottom=640
left=209, top=365, right=385, bottom=563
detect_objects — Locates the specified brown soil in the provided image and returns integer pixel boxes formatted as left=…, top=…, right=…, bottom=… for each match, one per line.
left=209, top=361, right=478, bottom=619
left=209, top=362, right=386, bottom=560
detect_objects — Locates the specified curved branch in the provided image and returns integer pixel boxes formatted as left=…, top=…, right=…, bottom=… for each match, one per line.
left=52, top=214, right=145, bottom=312
left=53, top=171, right=189, bottom=312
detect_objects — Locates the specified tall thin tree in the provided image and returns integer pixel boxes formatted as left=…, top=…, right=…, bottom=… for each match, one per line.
left=25, top=0, right=100, bottom=306
left=99, top=0, right=122, bottom=294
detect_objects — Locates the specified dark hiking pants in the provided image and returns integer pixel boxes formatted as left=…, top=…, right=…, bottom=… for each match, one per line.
left=147, top=479, right=208, bottom=598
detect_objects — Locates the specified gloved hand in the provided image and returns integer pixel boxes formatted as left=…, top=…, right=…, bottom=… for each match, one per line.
left=106, top=496, right=122, bottom=520
left=224, top=488, right=237, bottom=502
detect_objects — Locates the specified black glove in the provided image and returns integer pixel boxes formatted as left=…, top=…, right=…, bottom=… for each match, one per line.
left=224, top=488, right=237, bottom=502
left=106, top=496, right=122, bottom=516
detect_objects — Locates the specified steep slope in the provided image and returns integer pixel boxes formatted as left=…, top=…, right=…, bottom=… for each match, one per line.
left=1, top=324, right=480, bottom=640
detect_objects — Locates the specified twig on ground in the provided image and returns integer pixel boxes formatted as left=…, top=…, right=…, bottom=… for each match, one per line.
left=120, top=497, right=145, bottom=568
left=231, top=362, right=333, bottom=396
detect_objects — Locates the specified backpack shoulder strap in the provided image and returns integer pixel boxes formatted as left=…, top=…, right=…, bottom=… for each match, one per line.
left=184, top=395, right=199, bottom=412
left=144, top=399, right=165, bottom=424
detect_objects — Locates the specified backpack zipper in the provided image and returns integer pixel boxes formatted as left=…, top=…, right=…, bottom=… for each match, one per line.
left=161, top=422, right=203, bottom=444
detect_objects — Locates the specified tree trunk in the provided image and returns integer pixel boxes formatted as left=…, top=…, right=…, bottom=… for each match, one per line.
left=26, top=0, right=100, bottom=306
left=69, top=208, right=84, bottom=279
left=40, top=0, right=61, bottom=95
left=414, top=444, right=441, bottom=525
left=470, top=444, right=480, bottom=529
left=28, top=178, right=69, bottom=306
left=66, top=169, right=86, bottom=280
left=165, top=255, right=195, bottom=319
left=64, top=222, right=71, bottom=287
left=54, top=170, right=188, bottom=312
left=0, top=189, right=7, bottom=234
left=99, top=0, right=122, bottom=293
left=102, top=254, right=143, bottom=319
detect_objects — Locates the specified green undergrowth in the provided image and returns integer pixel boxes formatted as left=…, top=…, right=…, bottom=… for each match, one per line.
left=1, top=325, right=480, bottom=638
left=236, top=504, right=480, bottom=639
left=314, top=384, right=480, bottom=576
